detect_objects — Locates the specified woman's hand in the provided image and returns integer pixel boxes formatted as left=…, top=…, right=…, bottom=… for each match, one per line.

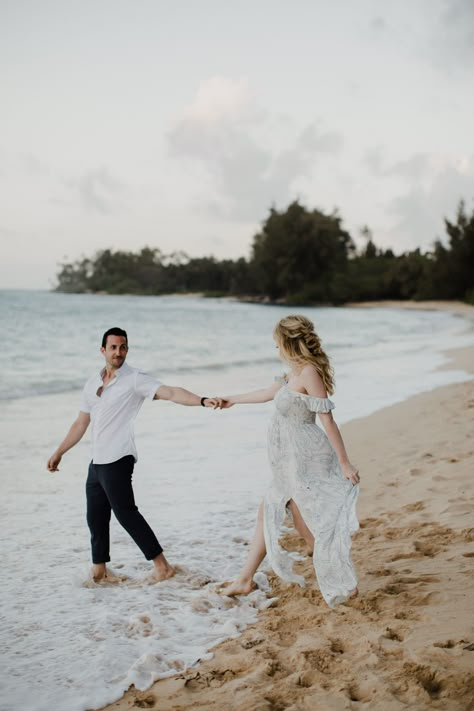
left=217, top=398, right=234, bottom=409
left=203, top=397, right=224, bottom=409
left=341, top=461, right=360, bottom=485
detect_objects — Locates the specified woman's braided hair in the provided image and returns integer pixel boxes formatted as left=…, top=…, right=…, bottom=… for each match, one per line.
left=273, top=314, right=335, bottom=395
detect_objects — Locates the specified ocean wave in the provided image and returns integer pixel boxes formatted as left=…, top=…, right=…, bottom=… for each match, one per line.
left=0, top=357, right=279, bottom=401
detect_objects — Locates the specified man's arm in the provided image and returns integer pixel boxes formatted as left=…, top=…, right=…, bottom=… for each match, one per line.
left=47, top=411, right=91, bottom=472
left=154, top=385, right=218, bottom=407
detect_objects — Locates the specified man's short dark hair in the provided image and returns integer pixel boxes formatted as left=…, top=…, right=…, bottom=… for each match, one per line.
left=102, top=327, right=128, bottom=348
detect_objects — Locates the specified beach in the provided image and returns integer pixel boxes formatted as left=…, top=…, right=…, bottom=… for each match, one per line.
left=100, top=306, right=474, bottom=711
left=1, top=294, right=473, bottom=711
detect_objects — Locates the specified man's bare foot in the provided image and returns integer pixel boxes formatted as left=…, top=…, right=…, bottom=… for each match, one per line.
left=219, top=579, right=257, bottom=597
left=91, top=565, right=128, bottom=584
left=152, top=566, right=176, bottom=582
left=92, top=563, right=107, bottom=582
left=152, top=553, right=175, bottom=582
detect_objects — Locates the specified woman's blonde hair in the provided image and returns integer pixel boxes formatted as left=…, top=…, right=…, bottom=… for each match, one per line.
left=273, top=314, right=335, bottom=395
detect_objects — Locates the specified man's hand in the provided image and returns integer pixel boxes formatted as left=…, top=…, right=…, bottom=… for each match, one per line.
left=217, top=399, right=234, bottom=409
left=46, top=412, right=90, bottom=473
left=47, top=452, right=62, bottom=472
left=203, top=397, right=225, bottom=409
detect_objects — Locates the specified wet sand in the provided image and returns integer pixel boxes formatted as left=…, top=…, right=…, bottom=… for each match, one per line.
left=99, top=303, right=474, bottom=711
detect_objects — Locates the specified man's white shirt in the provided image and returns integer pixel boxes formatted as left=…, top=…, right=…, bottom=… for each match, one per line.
left=80, top=362, right=161, bottom=464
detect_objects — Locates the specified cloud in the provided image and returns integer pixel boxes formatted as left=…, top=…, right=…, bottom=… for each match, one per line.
left=21, top=153, right=50, bottom=176
left=167, top=77, right=343, bottom=221
left=370, top=16, right=388, bottom=33
left=365, top=148, right=465, bottom=184
left=386, top=155, right=474, bottom=250
left=430, top=0, right=474, bottom=71
left=63, top=167, right=125, bottom=215
left=0, top=225, right=19, bottom=238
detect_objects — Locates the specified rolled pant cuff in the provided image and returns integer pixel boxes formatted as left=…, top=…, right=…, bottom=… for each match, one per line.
left=146, top=546, right=164, bottom=561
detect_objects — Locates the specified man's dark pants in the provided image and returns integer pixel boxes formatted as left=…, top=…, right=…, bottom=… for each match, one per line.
left=86, top=455, right=163, bottom=564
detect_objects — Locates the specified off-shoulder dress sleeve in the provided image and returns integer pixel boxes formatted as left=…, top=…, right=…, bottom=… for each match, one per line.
left=300, top=395, right=335, bottom=413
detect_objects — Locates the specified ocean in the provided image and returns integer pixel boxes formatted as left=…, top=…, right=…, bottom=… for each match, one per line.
left=1, top=290, right=473, bottom=711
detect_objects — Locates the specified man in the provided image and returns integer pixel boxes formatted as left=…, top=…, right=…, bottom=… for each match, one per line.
left=47, top=326, right=218, bottom=583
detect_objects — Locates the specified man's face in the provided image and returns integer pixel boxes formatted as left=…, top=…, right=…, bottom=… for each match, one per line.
left=101, top=335, right=128, bottom=370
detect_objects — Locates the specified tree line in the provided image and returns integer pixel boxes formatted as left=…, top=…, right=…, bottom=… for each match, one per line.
left=54, top=198, right=474, bottom=304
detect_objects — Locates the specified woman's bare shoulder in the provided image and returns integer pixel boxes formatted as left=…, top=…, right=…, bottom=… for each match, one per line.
left=301, top=363, right=322, bottom=380
left=301, top=363, right=326, bottom=396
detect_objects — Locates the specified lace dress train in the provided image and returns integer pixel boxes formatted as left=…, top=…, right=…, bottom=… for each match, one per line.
left=262, top=380, right=359, bottom=607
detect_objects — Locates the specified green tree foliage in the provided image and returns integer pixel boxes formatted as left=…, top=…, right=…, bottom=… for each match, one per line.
left=251, top=201, right=354, bottom=302
left=428, top=200, right=474, bottom=302
left=54, top=198, right=474, bottom=304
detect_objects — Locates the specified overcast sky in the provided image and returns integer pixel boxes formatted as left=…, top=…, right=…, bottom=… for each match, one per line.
left=1, top=0, right=473, bottom=289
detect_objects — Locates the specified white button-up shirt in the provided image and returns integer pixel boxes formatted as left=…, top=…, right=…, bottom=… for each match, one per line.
left=80, top=362, right=161, bottom=465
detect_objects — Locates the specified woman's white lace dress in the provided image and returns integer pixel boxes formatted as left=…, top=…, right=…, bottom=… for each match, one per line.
left=263, top=378, right=359, bottom=607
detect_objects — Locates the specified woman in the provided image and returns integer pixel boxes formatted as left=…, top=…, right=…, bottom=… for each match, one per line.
left=220, top=315, right=360, bottom=608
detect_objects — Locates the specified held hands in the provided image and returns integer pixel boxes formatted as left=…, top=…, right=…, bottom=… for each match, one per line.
left=202, top=397, right=226, bottom=409
left=341, top=461, right=360, bottom=486
left=203, top=397, right=233, bottom=409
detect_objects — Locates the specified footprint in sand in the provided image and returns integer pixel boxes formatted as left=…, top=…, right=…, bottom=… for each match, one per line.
left=403, top=663, right=445, bottom=700
left=345, top=682, right=373, bottom=703
left=329, top=638, right=345, bottom=654
left=403, top=501, right=425, bottom=512
left=367, top=568, right=393, bottom=577
left=432, top=639, right=464, bottom=649
left=383, top=627, right=404, bottom=642
left=414, top=541, right=442, bottom=557
left=130, top=693, right=156, bottom=709
left=127, top=615, right=154, bottom=638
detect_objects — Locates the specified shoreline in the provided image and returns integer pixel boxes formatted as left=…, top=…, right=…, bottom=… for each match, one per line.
left=100, top=335, right=474, bottom=710
left=346, top=299, right=474, bottom=317
left=36, top=289, right=474, bottom=315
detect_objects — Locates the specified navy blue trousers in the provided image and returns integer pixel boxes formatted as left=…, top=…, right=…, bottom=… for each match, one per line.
left=85, top=455, right=163, bottom=564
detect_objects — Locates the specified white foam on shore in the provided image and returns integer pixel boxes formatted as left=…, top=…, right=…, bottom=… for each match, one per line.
left=1, top=299, right=473, bottom=711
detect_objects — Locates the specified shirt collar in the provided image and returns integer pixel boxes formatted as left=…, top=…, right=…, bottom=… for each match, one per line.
left=99, top=360, right=133, bottom=380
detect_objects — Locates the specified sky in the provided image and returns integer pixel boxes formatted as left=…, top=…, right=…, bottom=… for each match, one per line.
left=1, top=0, right=474, bottom=289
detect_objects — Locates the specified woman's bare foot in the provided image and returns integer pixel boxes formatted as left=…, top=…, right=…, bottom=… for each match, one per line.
left=349, top=587, right=359, bottom=599
left=219, top=578, right=257, bottom=596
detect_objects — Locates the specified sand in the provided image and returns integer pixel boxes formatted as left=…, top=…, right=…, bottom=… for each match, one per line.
left=99, top=303, right=474, bottom=711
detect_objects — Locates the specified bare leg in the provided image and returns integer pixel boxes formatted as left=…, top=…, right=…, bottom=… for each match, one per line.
left=221, top=503, right=266, bottom=596
left=288, top=501, right=358, bottom=598
left=288, top=499, right=315, bottom=551
left=152, top=552, right=175, bottom=582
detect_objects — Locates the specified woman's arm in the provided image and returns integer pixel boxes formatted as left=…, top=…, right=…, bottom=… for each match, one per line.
left=221, top=381, right=281, bottom=406
left=301, top=366, right=360, bottom=485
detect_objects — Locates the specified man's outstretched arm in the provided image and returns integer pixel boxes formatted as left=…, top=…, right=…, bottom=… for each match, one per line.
left=154, top=385, right=220, bottom=408
left=47, top=411, right=91, bottom=471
